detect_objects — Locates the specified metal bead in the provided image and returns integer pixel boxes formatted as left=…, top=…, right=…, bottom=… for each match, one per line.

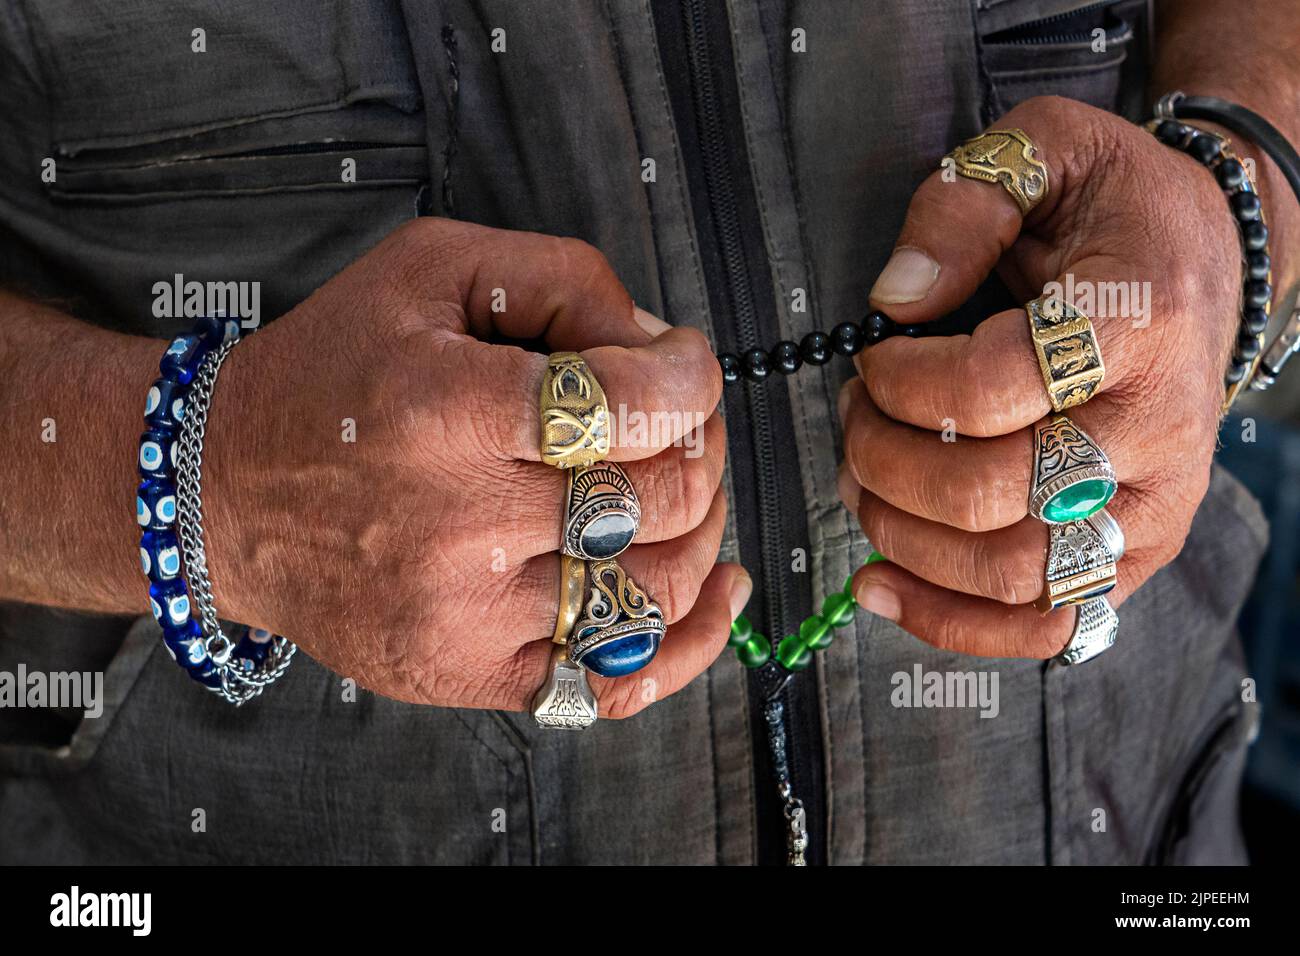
left=1243, top=307, right=1269, bottom=335
left=1246, top=251, right=1270, bottom=281
left=1241, top=220, right=1268, bottom=252
left=1230, top=190, right=1262, bottom=223
left=1244, top=280, right=1272, bottom=310
left=1154, top=119, right=1185, bottom=146
left=1235, top=331, right=1262, bottom=362
left=861, top=310, right=895, bottom=345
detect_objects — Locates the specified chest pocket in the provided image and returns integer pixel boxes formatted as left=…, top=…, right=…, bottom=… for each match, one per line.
left=15, top=0, right=434, bottom=335
left=975, top=0, right=1151, bottom=121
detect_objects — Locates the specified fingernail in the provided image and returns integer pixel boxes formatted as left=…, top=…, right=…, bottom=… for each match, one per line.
left=729, top=570, right=753, bottom=619
left=836, top=461, right=861, bottom=513
left=633, top=307, right=672, bottom=338
left=870, top=247, right=939, bottom=304
left=856, top=580, right=900, bottom=622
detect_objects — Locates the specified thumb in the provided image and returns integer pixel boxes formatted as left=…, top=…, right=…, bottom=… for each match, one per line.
left=868, top=99, right=1080, bottom=322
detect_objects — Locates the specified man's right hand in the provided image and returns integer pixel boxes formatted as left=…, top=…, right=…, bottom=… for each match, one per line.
left=198, top=218, right=747, bottom=717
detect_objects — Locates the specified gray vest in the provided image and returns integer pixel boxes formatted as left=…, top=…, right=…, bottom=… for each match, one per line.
left=0, top=0, right=1263, bottom=863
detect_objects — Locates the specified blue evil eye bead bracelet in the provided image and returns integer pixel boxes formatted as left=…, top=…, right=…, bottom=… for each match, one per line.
left=136, top=316, right=295, bottom=705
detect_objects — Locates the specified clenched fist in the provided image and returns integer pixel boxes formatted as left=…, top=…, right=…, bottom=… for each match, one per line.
left=193, top=218, right=750, bottom=715
left=841, top=95, right=1295, bottom=658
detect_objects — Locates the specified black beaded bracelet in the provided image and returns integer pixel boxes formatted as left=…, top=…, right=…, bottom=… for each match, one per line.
left=1149, top=116, right=1274, bottom=408
left=716, top=311, right=927, bottom=385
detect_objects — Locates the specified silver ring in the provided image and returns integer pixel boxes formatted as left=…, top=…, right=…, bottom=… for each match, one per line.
left=1036, top=510, right=1119, bottom=612
left=1086, top=508, right=1125, bottom=561
left=1029, top=415, right=1117, bottom=524
left=1056, top=596, right=1118, bottom=665
left=569, top=559, right=665, bottom=678
left=531, top=641, right=598, bottom=730
left=562, top=462, right=641, bottom=560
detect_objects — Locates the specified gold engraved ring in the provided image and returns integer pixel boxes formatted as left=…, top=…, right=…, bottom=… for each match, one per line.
left=945, top=128, right=1049, bottom=215
left=540, top=351, right=611, bottom=469
left=1026, top=296, right=1106, bottom=411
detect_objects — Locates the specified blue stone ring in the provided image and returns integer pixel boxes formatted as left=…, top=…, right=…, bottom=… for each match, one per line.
left=562, top=462, right=641, bottom=560
left=569, top=559, right=665, bottom=677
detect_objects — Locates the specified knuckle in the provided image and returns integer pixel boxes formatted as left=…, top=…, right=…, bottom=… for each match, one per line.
left=387, top=218, right=477, bottom=290
left=554, top=237, right=624, bottom=303
left=940, top=474, right=997, bottom=532
left=601, top=677, right=651, bottom=720
left=646, top=552, right=706, bottom=626
left=977, top=540, right=1042, bottom=605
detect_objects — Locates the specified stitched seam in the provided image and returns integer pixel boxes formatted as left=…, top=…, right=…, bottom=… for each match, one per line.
left=440, top=25, right=460, bottom=218
left=633, top=0, right=711, bottom=337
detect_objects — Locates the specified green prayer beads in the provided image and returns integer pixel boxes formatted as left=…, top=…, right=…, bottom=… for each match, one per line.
left=731, top=552, right=887, bottom=671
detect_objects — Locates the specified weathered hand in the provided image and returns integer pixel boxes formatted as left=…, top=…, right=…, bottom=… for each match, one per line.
left=200, top=217, right=747, bottom=714
left=840, top=95, right=1276, bottom=658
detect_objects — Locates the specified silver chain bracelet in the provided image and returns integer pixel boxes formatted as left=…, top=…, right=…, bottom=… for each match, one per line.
left=174, top=343, right=296, bottom=705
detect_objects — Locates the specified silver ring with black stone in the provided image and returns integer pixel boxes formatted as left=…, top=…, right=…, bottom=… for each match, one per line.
left=561, top=462, right=641, bottom=561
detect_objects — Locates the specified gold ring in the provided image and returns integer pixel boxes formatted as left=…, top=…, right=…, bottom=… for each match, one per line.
left=1026, top=296, right=1105, bottom=411
left=540, top=351, right=610, bottom=469
left=945, top=128, right=1049, bottom=215
left=552, top=553, right=586, bottom=646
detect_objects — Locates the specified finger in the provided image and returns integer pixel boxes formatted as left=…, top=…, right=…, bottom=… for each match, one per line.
left=860, top=265, right=1157, bottom=438
left=507, top=488, right=728, bottom=635
left=592, top=561, right=749, bottom=719
left=850, top=559, right=1071, bottom=659
left=858, top=308, right=1049, bottom=437
left=850, top=483, right=1048, bottom=606
left=848, top=472, right=1182, bottom=609
left=866, top=96, right=1089, bottom=322
left=439, top=326, right=722, bottom=464
left=466, top=410, right=726, bottom=564
left=839, top=378, right=1030, bottom=532
left=840, top=374, right=1161, bottom=532
left=615, top=488, right=728, bottom=624
left=508, top=560, right=750, bottom=718
left=850, top=547, right=1152, bottom=660
left=389, top=218, right=656, bottom=348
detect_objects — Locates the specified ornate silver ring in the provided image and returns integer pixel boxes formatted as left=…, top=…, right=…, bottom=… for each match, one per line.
left=1029, top=414, right=1117, bottom=524
left=562, top=462, right=641, bottom=560
left=569, top=559, right=665, bottom=678
left=1036, top=508, right=1120, bottom=612
left=1055, top=595, right=1118, bottom=665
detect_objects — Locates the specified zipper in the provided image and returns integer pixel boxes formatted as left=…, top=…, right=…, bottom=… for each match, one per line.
left=985, top=1, right=1130, bottom=46
left=679, top=0, right=791, bottom=653
left=656, top=0, right=825, bottom=865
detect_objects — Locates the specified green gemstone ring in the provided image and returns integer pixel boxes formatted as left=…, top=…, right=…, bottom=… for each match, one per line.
left=1029, top=415, right=1117, bottom=525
